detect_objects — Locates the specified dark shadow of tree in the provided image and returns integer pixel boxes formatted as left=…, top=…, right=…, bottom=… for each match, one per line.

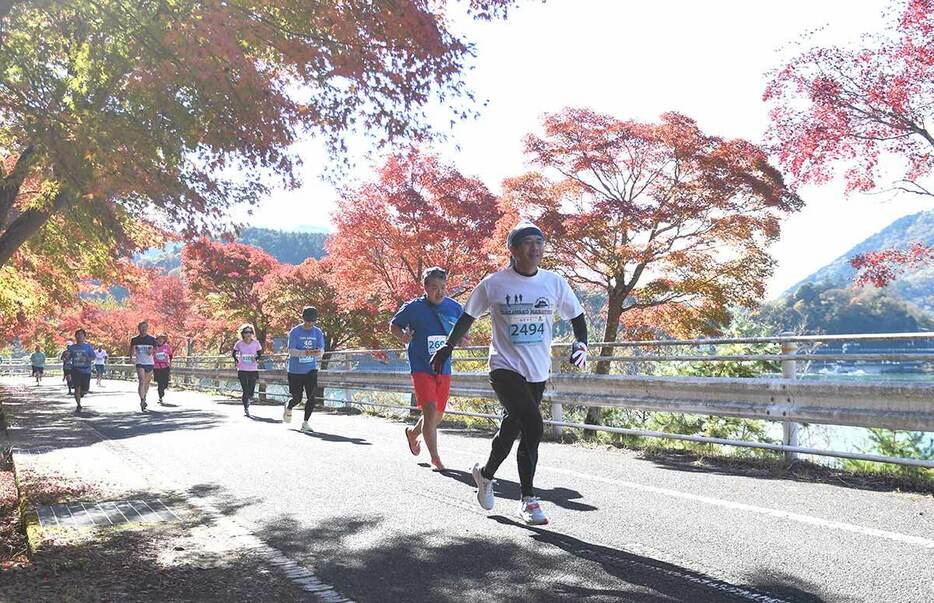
left=256, top=512, right=833, bottom=603
left=0, top=384, right=221, bottom=452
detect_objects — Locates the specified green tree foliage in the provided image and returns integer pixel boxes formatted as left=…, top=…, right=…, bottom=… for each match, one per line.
left=238, top=228, right=327, bottom=265
left=757, top=282, right=934, bottom=336
left=843, top=429, right=934, bottom=479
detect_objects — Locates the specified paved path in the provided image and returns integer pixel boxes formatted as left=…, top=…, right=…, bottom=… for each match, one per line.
left=2, top=377, right=933, bottom=602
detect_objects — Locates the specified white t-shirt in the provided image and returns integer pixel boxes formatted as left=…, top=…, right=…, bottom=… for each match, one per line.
left=464, top=267, right=584, bottom=383
left=94, top=350, right=107, bottom=365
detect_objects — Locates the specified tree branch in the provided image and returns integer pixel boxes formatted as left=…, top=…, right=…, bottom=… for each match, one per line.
left=0, top=144, right=36, bottom=227
left=0, top=188, right=75, bottom=267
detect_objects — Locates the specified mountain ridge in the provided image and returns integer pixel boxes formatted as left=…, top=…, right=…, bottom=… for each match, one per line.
left=784, top=210, right=934, bottom=313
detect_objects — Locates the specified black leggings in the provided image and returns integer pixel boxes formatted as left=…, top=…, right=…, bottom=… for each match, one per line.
left=287, top=371, right=318, bottom=422
left=238, top=371, right=259, bottom=409
left=482, top=369, right=546, bottom=498
left=154, top=367, right=171, bottom=399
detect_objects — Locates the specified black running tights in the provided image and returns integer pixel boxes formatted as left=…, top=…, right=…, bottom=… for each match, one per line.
left=238, top=370, right=259, bottom=409
left=482, top=369, right=546, bottom=498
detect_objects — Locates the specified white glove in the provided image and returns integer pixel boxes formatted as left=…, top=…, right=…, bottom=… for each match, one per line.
left=570, top=341, right=588, bottom=368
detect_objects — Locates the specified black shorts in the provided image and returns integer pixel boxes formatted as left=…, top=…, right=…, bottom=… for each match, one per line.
left=287, top=371, right=318, bottom=402
left=31, top=366, right=43, bottom=375
left=94, top=365, right=105, bottom=376
left=63, top=368, right=72, bottom=379
left=136, top=364, right=154, bottom=373
left=72, top=371, right=91, bottom=391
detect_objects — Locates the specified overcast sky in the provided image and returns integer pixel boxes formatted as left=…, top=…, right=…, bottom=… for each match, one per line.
left=233, top=0, right=932, bottom=299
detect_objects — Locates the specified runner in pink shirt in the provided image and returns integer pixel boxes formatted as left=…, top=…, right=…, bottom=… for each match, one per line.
left=233, top=324, right=262, bottom=417
left=152, top=334, right=173, bottom=405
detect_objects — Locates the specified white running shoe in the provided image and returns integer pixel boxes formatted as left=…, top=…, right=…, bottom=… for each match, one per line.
left=472, top=463, right=495, bottom=511
left=282, top=405, right=292, bottom=422
left=301, top=421, right=313, bottom=433
left=519, top=497, right=548, bottom=525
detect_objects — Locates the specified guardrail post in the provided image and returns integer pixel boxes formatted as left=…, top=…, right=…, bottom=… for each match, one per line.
left=550, top=349, right=564, bottom=439
left=781, top=333, right=799, bottom=464
left=343, top=352, right=353, bottom=410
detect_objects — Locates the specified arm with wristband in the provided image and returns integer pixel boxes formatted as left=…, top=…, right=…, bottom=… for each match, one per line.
left=569, top=313, right=588, bottom=368
left=429, top=313, right=476, bottom=374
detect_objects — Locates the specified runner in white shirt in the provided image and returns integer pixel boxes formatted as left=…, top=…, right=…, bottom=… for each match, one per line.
left=129, top=321, right=158, bottom=411
left=431, top=221, right=589, bottom=525
left=94, top=346, right=108, bottom=387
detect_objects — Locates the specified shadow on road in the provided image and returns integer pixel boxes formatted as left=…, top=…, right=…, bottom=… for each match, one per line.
left=81, top=408, right=221, bottom=442
left=186, top=483, right=264, bottom=519
left=438, top=468, right=598, bottom=512
left=295, top=429, right=371, bottom=446
left=256, top=512, right=829, bottom=603
left=489, top=515, right=831, bottom=603
left=0, top=383, right=221, bottom=450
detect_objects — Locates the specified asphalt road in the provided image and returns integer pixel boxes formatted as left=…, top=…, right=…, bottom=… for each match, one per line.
left=7, top=377, right=934, bottom=602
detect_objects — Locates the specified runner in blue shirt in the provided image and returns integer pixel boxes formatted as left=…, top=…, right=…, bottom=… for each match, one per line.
left=283, top=306, right=325, bottom=432
left=391, top=267, right=463, bottom=471
left=67, top=329, right=96, bottom=413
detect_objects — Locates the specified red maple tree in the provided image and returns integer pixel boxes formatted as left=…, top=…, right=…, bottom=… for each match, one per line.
left=765, top=0, right=933, bottom=285
left=505, top=108, right=802, bottom=422
left=259, top=257, right=384, bottom=366
left=328, top=151, right=502, bottom=311
left=181, top=239, right=278, bottom=349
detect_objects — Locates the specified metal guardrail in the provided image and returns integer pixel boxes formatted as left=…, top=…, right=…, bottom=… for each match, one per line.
left=3, top=331, right=933, bottom=468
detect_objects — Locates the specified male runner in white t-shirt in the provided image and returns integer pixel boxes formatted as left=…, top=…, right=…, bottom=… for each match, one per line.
left=431, top=221, right=588, bottom=525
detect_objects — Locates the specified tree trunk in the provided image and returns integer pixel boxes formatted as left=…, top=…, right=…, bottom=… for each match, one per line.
left=584, top=298, right=623, bottom=429
left=0, top=189, right=72, bottom=268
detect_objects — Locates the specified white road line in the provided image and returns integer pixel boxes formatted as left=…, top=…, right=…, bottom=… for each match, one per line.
left=156, top=498, right=182, bottom=521
left=442, top=445, right=934, bottom=550
left=79, top=502, right=98, bottom=526
left=139, top=499, right=170, bottom=523
left=107, top=501, right=131, bottom=524
left=124, top=500, right=146, bottom=523
left=544, top=465, right=934, bottom=550
left=95, top=502, right=115, bottom=526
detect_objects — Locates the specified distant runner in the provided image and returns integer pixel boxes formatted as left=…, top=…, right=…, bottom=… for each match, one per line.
left=153, top=333, right=173, bottom=405
left=391, top=267, right=463, bottom=471
left=129, top=321, right=157, bottom=411
left=233, top=324, right=262, bottom=417
left=94, top=345, right=108, bottom=387
left=68, top=330, right=95, bottom=413
left=283, top=306, right=324, bottom=433
left=30, top=345, right=46, bottom=385
left=431, top=221, right=588, bottom=525
left=61, top=340, right=74, bottom=395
